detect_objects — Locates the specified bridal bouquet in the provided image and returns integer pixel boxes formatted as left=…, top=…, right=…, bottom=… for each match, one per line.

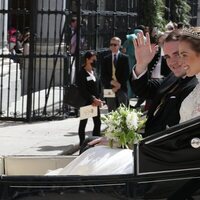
left=101, top=105, right=146, bottom=149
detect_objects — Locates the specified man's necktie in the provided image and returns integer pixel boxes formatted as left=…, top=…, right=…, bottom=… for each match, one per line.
left=112, top=55, right=117, bottom=80
left=114, top=54, right=117, bottom=67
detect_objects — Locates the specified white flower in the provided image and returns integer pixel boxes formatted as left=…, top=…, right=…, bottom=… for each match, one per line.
left=101, top=105, right=146, bottom=149
left=126, top=112, right=138, bottom=130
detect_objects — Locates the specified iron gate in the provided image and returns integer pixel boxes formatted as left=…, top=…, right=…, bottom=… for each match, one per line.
left=0, top=0, right=138, bottom=121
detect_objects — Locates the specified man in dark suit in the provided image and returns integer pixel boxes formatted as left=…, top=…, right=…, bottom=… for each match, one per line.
left=131, top=30, right=198, bottom=137
left=101, top=36, right=130, bottom=112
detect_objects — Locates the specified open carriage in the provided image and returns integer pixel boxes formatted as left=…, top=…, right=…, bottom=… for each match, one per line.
left=0, top=117, right=200, bottom=199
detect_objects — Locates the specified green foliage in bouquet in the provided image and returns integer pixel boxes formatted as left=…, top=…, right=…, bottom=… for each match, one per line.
left=101, top=105, right=146, bottom=149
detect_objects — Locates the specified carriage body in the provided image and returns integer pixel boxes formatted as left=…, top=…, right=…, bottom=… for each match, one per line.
left=0, top=118, right=200, bottom=199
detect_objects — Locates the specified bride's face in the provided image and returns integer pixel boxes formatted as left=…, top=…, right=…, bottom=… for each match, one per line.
left=179, top=41, right=200, bottom=77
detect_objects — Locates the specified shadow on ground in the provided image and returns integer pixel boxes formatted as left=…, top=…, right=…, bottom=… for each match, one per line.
left=38, top=144, right=79, bottom=155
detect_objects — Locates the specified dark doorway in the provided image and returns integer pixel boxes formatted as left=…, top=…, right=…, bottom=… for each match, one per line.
left=8, top=0, right=31, bottom=33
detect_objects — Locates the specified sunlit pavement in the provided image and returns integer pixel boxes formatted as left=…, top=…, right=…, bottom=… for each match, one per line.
left=0, top=99, right=139, bottom=156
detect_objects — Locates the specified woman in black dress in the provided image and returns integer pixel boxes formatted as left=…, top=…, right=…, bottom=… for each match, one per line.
left=77, top=51, right=103, bottom=146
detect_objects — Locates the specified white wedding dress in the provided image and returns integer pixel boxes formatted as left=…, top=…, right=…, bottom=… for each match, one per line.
left=180, top=73, right=200, bottom=123
left=46, top=145, right=133, bottom=176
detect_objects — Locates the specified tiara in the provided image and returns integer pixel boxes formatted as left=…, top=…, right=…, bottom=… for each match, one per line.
left=181, top=28, right=200, bottom=40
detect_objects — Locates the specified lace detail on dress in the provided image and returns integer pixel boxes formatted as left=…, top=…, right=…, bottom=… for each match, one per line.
left=180, top=74, right=200, bottom=123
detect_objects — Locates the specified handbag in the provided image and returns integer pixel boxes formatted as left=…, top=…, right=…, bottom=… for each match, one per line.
left=64, top=84, right=86, bottom=108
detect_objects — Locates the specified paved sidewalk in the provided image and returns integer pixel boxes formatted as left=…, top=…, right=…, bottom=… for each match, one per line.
left=0, top=99, right=138, bottom=156
left=0, top=117, right=85, bottom=156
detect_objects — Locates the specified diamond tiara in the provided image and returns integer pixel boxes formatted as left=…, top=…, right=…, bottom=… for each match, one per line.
left=181, top=28, right=200, bottom=40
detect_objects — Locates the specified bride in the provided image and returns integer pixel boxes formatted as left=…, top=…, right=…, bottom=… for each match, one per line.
left=46, top=27, right=200, bottom=176
left=179, top=27, right=200, bottom=122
